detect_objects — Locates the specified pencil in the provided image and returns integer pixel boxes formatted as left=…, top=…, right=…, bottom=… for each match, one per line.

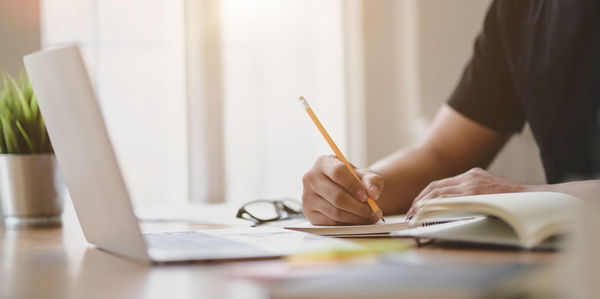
left=298, top=96, right=385, bottom=222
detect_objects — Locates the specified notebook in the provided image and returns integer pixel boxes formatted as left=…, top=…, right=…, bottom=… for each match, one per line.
left=395, top=192, right=581, bottom=249
left=285, top=215, right=410, bottom=237
left=285, top=213, right=471, bottom=237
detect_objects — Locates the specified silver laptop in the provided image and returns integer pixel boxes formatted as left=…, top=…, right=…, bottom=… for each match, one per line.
left=23, top=45, right=353, bottom=264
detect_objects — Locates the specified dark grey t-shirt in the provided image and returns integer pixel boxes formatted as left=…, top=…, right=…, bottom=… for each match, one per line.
left=448, top=0, right=600, bottom=183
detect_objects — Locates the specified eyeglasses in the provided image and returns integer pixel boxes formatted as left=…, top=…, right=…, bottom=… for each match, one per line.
left=236, top=199, right=304, bottom=225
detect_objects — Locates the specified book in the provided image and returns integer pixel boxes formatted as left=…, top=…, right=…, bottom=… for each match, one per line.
left=394, top=192, right=581, bottom=249
left=285, top=215, right=410, bottom=237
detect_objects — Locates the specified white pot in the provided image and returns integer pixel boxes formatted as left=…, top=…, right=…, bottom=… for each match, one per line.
left=0, top=153, right=64, bottom=228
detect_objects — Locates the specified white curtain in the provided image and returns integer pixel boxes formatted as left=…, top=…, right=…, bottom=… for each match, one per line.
left=42, top=0, right=188, bottom=206
left=220, top=0, right=347, bottom=202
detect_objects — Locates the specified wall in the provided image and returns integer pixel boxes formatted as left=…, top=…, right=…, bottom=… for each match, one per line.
left=350, top=0, right=423, bottom=166
left=415, top=0, right=546, bottom=184
left=354, top=0, right=546, bottom=184
left=0, top=0, right=40, bottom=75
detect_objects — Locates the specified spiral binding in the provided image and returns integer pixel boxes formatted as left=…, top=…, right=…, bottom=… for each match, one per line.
left=420, top=220, right=456, bottom=227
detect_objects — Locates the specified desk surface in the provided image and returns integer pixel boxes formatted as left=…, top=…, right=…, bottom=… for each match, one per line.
left=0, top=209, right=556, bottom=299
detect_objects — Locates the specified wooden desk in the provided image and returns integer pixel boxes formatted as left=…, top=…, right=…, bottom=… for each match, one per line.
left=0, top=209, right=556, bottom=299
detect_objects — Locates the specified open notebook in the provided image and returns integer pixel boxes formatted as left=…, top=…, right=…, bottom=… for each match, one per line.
left=395, top=192, right=581, bottom=249
left=287, top=192, right=581, bottom=248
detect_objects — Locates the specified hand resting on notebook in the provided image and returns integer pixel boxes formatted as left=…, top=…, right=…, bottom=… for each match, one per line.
left=406, top=168, right=527, bottom=217
left=406, top=168, right=600, bottom=218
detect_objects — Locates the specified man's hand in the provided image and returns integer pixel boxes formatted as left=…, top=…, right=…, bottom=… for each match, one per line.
left=406, top=167, right=528, bottom=217
left=302, top=155, right=384, bottom=225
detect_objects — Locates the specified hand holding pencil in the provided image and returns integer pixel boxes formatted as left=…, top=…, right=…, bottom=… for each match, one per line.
left=299, top=96, right=385, bottom=225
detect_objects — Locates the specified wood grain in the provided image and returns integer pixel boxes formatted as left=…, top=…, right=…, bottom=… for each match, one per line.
left=0, top=213, right=555, bottom=299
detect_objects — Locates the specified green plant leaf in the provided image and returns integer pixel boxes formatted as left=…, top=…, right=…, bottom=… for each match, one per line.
left=0, top=71, right=52, bottom=154
left=29, top=89, right=38, bottom=114
left=0, top=116, right=5, bottom=154
left=16, top=120, right=35, bottom=153
left=39, top=112, right=47, bottom=152
left=1, top=118, right=18, bottom=153
left=7, top=75, right=32, bottom=120
left=25, top=80, right=35, bottom=110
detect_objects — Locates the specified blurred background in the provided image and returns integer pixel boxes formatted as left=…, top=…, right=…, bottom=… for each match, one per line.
left=0, top=0, right=545, bottom=208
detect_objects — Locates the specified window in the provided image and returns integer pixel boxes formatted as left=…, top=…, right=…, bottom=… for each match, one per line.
left=41, top=0, right=347, bottom=206
left=220, top=0, right=347, bottom=202
left=42, top=0, right=187, bottom=206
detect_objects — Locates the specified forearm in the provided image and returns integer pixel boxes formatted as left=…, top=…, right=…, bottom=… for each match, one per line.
left=369, top=146, right=464, bottom=214
left=366, top=105, right=510, bottom=215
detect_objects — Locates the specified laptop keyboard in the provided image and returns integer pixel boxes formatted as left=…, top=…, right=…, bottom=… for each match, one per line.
left=143, top=231, right=273, bottom=261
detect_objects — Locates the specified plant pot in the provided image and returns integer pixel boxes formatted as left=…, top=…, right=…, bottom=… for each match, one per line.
left=0, top=153, right=64, bottom=228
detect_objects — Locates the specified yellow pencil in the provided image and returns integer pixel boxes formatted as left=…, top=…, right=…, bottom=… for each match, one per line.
left=298, top=96, right=385, bottom=222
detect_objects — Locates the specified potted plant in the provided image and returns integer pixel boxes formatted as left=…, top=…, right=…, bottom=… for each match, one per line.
left=0, top=72, right=62, bottom=228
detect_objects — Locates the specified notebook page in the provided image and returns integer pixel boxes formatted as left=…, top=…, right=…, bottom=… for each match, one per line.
left=285, top=215, right=409, bottom=236
left=414, top=192, right=580, bottom=246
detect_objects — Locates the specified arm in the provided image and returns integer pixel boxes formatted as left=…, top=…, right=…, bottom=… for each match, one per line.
left=371, top=105, right=509, bottom=214
left=404, top=163, right=600, bottom=217
left=381, top=107, right=598, bottom=215
left=301, top=104, right=509, bottom=225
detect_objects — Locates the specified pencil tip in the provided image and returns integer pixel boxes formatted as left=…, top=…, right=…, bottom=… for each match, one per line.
left=298, top=96, right=309, bottom=109
left=381, top=217, right=386, bottom=223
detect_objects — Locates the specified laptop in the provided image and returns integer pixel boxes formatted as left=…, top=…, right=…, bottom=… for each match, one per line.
left=23, top=45, right=354, bottom=264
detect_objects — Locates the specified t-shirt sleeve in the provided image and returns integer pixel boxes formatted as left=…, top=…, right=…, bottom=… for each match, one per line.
left=447, top=0, right=526, bottom=134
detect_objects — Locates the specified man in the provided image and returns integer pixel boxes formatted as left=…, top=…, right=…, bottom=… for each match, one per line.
left=301, top=0, right=600, bottom=225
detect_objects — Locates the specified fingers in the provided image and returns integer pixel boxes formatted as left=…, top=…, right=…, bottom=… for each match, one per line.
left=316, top=196, right=375, bottom=224
left=356, top=169, right=384, bottom=200
left=406, top=186, right=463, bottom=216
left=407, top=171, right=472, bottom=217
left=320, top=155, right=368, bottom=202
left=406, top=178, right=455, bottom=217
left=302, top=156, right=383, bottom=225
left=301, top=155, right=384, bottom=225
left=414, top=176, right=461, bottom=202
left=303, top=190, right=377, bottom=225
left=406, top=168, right=498, bottom=217
left=304, top=210, right=344, bottom=226
left=311, top=173, right=376, bottom=220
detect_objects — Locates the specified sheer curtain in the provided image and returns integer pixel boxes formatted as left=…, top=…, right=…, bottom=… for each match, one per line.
left=41, top=0, right=348, bottom=206
left=41, top=0, right=187, bottom=206
left=220, top=0, right=347, bottom=202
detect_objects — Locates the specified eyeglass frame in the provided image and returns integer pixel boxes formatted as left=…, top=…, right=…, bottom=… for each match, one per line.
left=236, top=199, right=304, bottom=225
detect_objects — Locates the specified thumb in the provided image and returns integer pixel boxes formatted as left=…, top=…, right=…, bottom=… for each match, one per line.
left=357, top=170, right=384, bottom=200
